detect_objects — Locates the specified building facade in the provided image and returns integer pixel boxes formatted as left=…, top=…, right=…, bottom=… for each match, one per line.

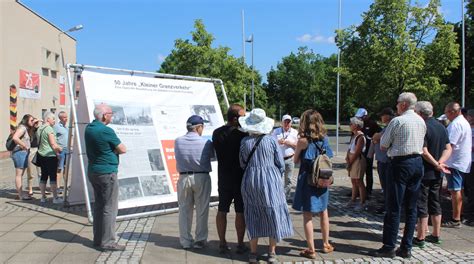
left=0, top=0, right=77, bottom=155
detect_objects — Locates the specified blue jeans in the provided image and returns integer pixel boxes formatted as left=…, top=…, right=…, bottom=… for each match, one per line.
left=377, top=161, right=390, bottom=191
left=382, top=155, right=423, bottom=251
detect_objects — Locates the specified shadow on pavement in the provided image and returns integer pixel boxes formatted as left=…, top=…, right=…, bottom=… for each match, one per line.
left=6, top=201, right=89, bottom=225
left=34, top=229, right=97, bottom=249
left=147, top=233, right=249, bottom=262
left=326, top=228, right=379, bottom=243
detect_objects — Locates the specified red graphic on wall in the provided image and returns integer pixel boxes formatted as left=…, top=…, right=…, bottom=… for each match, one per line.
left=161, top=140, right=179, bottom=192
left=59, top=83, right=66, bottom=105
left=19, top=69, right=40, bottom=92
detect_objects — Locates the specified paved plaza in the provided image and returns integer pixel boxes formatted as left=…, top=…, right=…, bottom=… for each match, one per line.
left=1, top=138, right=474, bottom=263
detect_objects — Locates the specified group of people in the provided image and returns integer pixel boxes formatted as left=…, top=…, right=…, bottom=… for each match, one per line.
left=173, top=104, right=334, bottom=263
left=10, top=111, right=69, bottom=204
left=343, top=92, right=474, bottom=259
left=54, top=94, right=474, bottom=260
left=173, top=92, right=474, bottom=262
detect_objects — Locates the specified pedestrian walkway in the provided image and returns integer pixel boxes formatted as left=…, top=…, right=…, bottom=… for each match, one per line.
left=1, top=149, right=474, bottom=263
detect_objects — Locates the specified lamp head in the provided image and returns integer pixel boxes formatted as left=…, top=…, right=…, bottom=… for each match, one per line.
left=246, top=34, right=253, bottom=43
left=67, top=24, right=83, bottom=32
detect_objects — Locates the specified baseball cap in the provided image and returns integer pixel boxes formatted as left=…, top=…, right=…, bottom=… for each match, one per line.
left=186, top=115, right=207, bottom=126
left=282, top=114, right=292, bottom=122
left=355, top=108, right=368, bottom=118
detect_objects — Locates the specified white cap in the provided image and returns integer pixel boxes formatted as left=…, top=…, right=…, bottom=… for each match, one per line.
left=282, top=114, right=292, bottom=122
left=437, top=114, right=447, bottom=121
left=355, top=108, right=368, bottom=118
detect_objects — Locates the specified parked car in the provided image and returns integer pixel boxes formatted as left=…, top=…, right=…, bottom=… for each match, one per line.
left=292, top=117, right=300, bottom=124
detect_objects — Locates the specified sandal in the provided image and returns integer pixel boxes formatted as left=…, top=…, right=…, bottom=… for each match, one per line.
left=299, top=248, right=316, bottom=259
left=322, top=244, right=334, bottom=254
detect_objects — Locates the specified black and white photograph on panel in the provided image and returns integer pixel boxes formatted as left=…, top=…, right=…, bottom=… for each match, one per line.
left=190, top=105, right=218, bottom=128
left=140, top=174, right=171, bottom=196
left=147, top=149, right=165, bottom=171
left=123, top=105, right=153, bottom=126
left=94, top=101, right=126, bottom=125
left=118, top=177, right=144, bottom=201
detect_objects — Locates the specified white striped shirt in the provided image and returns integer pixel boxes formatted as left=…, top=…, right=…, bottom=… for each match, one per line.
left=380, top=109, right=426, bottom=157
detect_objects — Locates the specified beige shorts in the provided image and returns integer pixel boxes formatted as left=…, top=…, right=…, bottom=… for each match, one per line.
left=347, top=153, right=367, bottom=180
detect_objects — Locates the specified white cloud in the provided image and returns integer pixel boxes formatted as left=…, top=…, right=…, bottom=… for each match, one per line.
left=296, top=33, right=335, bottom=44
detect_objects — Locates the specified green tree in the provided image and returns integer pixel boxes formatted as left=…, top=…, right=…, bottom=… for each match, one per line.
left=265, top=47, right=337, bottom=120
left=337, top=0, right=459, bottom=115
left=159, top=19, right=267, bottom=114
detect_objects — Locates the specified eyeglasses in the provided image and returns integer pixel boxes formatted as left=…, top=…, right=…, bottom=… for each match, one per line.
left=105, top=112, right=114, bottom=115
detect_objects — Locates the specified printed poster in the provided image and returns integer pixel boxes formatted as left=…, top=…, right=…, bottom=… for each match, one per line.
left=59, top=75, right=66, bottom=105
left=70, top=70, right=223, bottom=209
left=19, top=69, right=41, bottom=99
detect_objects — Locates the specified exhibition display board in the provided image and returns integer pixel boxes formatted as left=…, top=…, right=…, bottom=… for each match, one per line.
left=67, top=67, right=225, bottom=214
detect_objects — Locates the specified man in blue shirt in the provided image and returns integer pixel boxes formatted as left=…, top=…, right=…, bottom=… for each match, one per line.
left=54, top=111, right=69, bottom=191
left=175, top=115, right=214, bottom=250
left=85, top=103, right=126, bottom=252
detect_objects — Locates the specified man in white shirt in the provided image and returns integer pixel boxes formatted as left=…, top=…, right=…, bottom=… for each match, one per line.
left=442, top=102, right=472, bottom=228
left=271, top=114, right=298, bottom=202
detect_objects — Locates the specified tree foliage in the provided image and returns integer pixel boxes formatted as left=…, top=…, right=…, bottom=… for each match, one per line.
left=159, top=19, right=267, bottom=115
left=337, top=0, right=459, bottom=115
left=265, top=47, right=337, bottom=120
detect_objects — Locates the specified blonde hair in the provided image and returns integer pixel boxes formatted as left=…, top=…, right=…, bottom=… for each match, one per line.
left=298, top=109, right=327, bottom=140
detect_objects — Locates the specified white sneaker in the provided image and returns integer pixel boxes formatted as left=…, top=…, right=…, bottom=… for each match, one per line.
left=53, top=197, right=64, bottom=204
left=40, top=196, right=47, bottom=203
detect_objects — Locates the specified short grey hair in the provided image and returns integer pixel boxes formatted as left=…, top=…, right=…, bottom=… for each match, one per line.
left=398, top=92, right=417, bottom=109
left=350, top=117, right=364, bottom=128
left=415, top=101, right=433, bottom=118
left=186, top=124, right=202, bottom=132
left=58, top=111, right=67, bottom=118
left=43, top=111, right=55, bottom=121
left=93, top=104, right=107, bottom=120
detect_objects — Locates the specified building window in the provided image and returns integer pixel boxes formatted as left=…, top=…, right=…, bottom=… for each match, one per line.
left=42, top=68, right=49, bottom=76
left=46, top=50, right=51, bottom=59
left=55, top=53, right=60, bottom=63
left=51, top=70, right=57, bottom=79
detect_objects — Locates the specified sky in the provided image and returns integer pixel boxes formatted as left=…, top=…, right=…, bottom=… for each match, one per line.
left=22, top=0, right=464, bottom=83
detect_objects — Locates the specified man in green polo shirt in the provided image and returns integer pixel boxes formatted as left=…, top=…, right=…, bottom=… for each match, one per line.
left=85, top=103, right=126, bottom=252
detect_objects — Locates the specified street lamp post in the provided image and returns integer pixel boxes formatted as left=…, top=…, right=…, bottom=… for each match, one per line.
left=58, top=24, right=83, bottom=67
left=336, top=0, right=342, bottom=155
left=57, top=24, right=83, bottom=206
left=245, top=34, right=254, bottom=109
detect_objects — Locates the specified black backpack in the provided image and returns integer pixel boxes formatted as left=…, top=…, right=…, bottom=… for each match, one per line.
left=5, top=133, right=16, bottom=151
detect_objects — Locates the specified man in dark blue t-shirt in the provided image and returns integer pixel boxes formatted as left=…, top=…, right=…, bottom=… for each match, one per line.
left=413, top=101, right=452, bottom=247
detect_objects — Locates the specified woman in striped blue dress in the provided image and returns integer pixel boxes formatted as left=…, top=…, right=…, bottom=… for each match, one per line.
left=238, top=108, right=294, bottom=263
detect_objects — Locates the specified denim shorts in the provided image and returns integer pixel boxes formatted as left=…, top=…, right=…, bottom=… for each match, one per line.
left=57, top=150, right=68, bottom=170
left=11, top=150, right=29, bottom=169
left=446, top=168, right=465, bottom=191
